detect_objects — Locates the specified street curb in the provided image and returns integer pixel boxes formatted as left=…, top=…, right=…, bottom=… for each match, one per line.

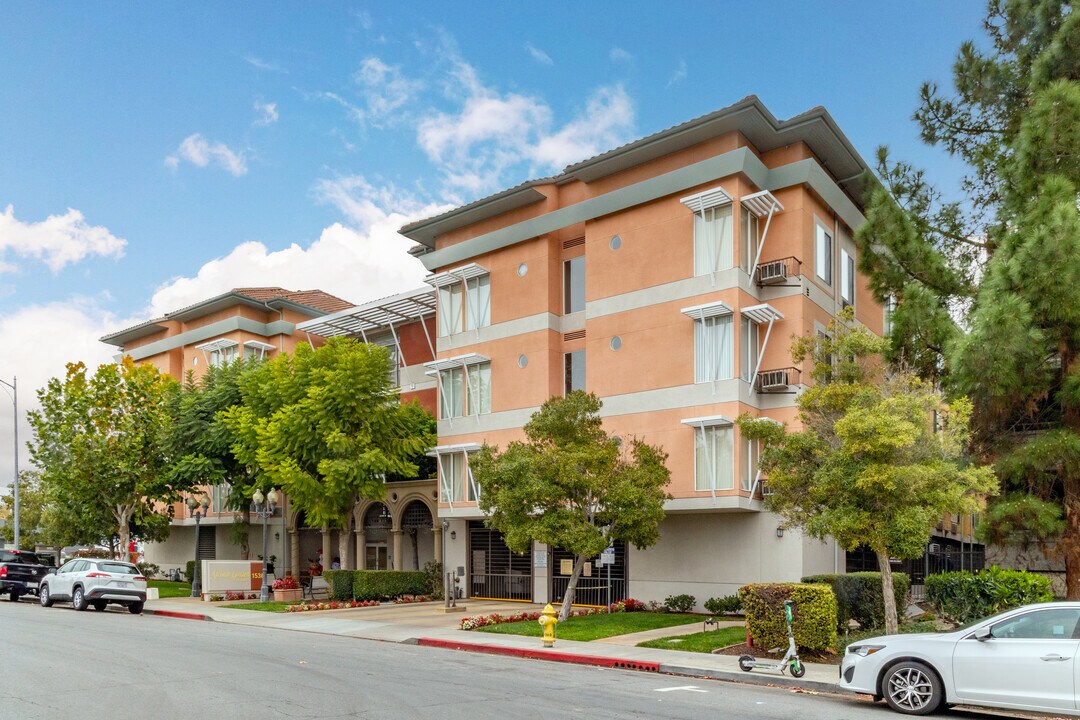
left=658, top=663, right=846, bottom=695
left=144, top=609, right=214, bottom=622
left=417, top=638, right=661, bottom=672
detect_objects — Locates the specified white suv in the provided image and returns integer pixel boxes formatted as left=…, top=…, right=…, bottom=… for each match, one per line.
left=39, top=558, right=147, bottom=614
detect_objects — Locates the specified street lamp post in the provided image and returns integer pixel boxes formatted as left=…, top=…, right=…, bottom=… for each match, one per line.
left=187, top=495, right=210, bottom=598
left=252, top=488, right=278, bottom=603
left=0, top=377, right=18, bottom=549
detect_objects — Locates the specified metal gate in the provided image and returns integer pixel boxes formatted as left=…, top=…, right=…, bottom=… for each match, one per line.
left=468, top=522, right=532, bottom=601
left=550, top=541, right=627, bottom=607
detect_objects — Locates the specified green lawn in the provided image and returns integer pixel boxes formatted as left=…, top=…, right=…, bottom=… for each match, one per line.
left=637, top=626, right=747, bottom=653
left=476, top=612, right=701, bottom=642
left=219, top=601, right=300, bottom=612
left=147, top=580, right=192, bottom=598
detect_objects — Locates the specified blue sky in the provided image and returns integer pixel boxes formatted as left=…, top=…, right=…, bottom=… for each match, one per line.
left=0, top=1, right=988, bottom=472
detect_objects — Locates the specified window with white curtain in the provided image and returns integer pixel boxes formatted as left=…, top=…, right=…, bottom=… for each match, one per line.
left=466, top=275, right=490, bottom=329
left=466, top=362, right=491, bottom=414
left=739, top=317, right=759, bottom=383
left=209, top=344, right=238, bottom=368
left=694, top=205, right=734, bottom=276
left=841, top=249, right=855, bottom=307
left=439, top=367, right=464, bottom=418
left=438, top=283, right=463, bottom=336
left=694, top=425, right=734, bottom=491
left=438, top=275, right=490, bottom=336
left=815, top=224, right=833, bottom=285
left=740, top=207, right=759, bottom=274
left=741, top=436, right=760, bottom=492
left=441, top=452, right=466, bottom=502
left=694, top=314, right=734, bottom=382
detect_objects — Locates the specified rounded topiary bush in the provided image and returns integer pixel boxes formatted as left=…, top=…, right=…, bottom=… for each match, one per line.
left=739, top=582, right=838, bottom=653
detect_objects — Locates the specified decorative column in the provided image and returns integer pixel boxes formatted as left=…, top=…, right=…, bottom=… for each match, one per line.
left=391, top=529, right=403, bottom=571
left=433, top=524, right=443, bottom=564
left=355, top=529, right=367, bottom=570
left=321, top=527, right=332, bottom=569
left=289, top=531, right=300, bottom=578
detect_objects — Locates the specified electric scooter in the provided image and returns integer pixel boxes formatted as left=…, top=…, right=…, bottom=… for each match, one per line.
left=738, top=599, right=805, bottom=678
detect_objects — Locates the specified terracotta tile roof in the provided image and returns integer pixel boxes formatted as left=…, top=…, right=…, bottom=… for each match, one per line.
left=232, top=287, right=354, bottom=313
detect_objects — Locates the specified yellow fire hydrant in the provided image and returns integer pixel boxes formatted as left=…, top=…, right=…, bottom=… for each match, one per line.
left=538, top=603, right=559, bottom=648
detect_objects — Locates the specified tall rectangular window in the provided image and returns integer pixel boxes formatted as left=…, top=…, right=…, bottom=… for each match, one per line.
left=563, top=256, right=585, bottom=314
left=466, top=362, right=491, bottom=414
left=695, top=425, right=734, bottom=491
left=442, top=452, right=465, bottom=502
left=383, top=343, right=400, bottom=386
left=815, top=224, right=833, bottom=285
left=466, top=275, right=490, bottom=329
left=740, top=317, right=760, bottom=383
left=740, top=207, right=759, bottom=274
left=694, top=314, right=734, bottom=383
left=209, top=345, right=238, bottom=368
left=439, top=367, right=464, bottom=419
left=841, top=249, right=855, bottom=307
left=564, top=350, right=585, bottom=395
left=741, top=437, right=759, bottom=492
left=438, top=283, right=463, bottom=336
left=694, top=205, right=734, bottom=275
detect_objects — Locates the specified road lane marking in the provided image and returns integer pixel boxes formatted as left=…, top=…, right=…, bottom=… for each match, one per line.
left=654, top=686, right=707, bottom=693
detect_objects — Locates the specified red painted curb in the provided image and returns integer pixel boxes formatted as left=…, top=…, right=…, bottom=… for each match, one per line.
left=145, top=609, right=213, bottom=622
left=417, top=638, right=659, bottom=672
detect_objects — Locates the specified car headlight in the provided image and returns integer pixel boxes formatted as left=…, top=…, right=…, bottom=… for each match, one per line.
left=848, top=644, right=885, bottom=657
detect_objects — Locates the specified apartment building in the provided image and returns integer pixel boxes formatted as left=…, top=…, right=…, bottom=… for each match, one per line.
left=398, top=96, right=883, bottom=608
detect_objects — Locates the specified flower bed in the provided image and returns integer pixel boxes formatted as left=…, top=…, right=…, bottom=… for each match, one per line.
left=393, top=595, right=432, bottom=604
left=224, top=590, right=258, bottom=601
left=285, top=599, right=379, bottom=613
left=460, top=598, right=645, bottom=630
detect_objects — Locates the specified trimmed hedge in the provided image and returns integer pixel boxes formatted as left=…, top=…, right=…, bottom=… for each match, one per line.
left=323, top=570, right=356, bottom=601
left=353, top=570, right=428, bottom=600
left=739, top=583, right=837, bottom=653
left=802, top=572, right=910, bottom=630
left=185, top=560, right=196, bottom=584
left=926, top=566, right=1054, bottom=623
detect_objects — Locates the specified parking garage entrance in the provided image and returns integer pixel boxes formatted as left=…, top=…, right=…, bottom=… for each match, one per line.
left=468, top=521, right=532, bottom=601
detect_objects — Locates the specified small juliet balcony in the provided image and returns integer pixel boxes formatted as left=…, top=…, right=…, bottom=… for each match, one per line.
left=754, top=367, right=800, bottom=394
left=754, top=257, right=801, bottom=287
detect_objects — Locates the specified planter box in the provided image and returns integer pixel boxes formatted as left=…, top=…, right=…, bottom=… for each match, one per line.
left=273, top=588, right=302, bottom=603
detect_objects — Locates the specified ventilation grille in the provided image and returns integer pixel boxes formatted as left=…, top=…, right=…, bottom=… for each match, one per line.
left=563, top=329, right=586, bottom=341
left=562, top=237, right=585, bottom=250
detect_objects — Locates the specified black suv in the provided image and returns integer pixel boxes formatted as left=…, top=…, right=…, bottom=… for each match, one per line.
left=0, top=549, right=52, bottom=601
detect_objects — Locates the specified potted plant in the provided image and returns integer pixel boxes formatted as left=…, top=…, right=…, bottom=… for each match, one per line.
left=272, top=575, right=301, bottom=603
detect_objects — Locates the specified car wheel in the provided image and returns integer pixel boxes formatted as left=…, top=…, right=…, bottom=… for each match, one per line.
left=128, top=601, right=144, bottom=615
left=39, top=584, right=53, bottom=608
left=882, top=661, right=942, bottom=716
left=8, top=591, right=20, bottom=602
left=72, top=586, right=88, bottom=612
left=92, top=601, right=107, bottom=611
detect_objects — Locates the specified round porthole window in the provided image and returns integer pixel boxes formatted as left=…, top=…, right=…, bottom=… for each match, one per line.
left=610, top=336, right=622, bottom=351
left=609, top=235, right=622, bottom=250
left=192, top=357, right=198, bottom=366
left=517, top=263, right=528, bottom=277
left=518, top=354, right=528, bottom=368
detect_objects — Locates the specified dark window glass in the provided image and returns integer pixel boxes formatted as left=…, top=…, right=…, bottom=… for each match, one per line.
left=564, top=351, right=585, bottom=395
left=563, top=257, right=585, bottom=314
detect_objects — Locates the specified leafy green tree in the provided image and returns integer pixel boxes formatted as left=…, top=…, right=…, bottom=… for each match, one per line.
left=739, top=311, right=996, bottom=634
left=855, top=0, right=1080, bottom=596
left=221, top=338, right=435, bottom=564
left=471, top=391, right=671, bottom=621
left=28, top=358, right=184, bottom=558
left=0, top=471, right=50, bottom=549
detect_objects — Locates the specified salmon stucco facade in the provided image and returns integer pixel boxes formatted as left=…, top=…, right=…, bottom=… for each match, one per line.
left=399, top=96, right=883, bottom=609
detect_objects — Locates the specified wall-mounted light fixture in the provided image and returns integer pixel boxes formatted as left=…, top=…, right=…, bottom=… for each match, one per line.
left=450, top=530, right=457, bottom=540
left=776, top=526, right=784, bottom=538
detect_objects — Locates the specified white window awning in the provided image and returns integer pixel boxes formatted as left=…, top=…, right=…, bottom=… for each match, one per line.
left=423, top=352, right=490, bottom=375
left=243, top=340, right=276, bottom=351
left=681, top=301, right=733, bottom=320
left=741, top=190, right=784, bottom=218
left=680, top=186, right=733, bottom=214
left=681, top=415, right=734, bottom=428
left=741, top=303, right=784, bottom=325
left=425, top=262, right=490, bottom=288
left=426, top=442, right=482, bottom=457
left=194, top=339, right=239, bottom=352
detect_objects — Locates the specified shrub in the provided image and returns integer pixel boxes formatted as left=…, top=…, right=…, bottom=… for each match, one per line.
left=704, top=594, right=742, bottom=616
left=139, top=562, right=161, bottom=579
left=926, top=566, right=1054, bottom=623
left=185, top=560, right=196, bottom=584
left=422, top=560, right=444, bottom=600
left=739, top=583, right=837, bottom=653
left=664, top=594, right=696, bottom=613
left=323, top=570, right=355, bottom=600
left=802, top=572, right=910, bottom=630
left=353, top=570, right=428, bottom=600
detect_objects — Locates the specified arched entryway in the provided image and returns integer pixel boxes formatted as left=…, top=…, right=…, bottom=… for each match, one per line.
left=399, top=500, right=434, bottom=571
left=363, top=503, right=392, bottom=570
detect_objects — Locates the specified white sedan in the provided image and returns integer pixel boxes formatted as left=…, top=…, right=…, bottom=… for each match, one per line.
left=840, top=602, right=1080, bottom=716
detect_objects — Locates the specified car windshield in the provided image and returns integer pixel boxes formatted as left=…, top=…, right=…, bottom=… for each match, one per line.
left=0, top=550, right=39, bottom=564
left=98, top=562, right=140, bottom=575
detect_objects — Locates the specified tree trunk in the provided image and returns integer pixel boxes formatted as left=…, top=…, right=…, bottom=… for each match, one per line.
left=876, top=547, right=899, bottom=635
left=558, top=554, right=587, bottom=622
left=1065, top=479, right=1080, bottom=600
left=338, top=529, right=350, bottom=571
left=116, top=507, right=133, bottom=565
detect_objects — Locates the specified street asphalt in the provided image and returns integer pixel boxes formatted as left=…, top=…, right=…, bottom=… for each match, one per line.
left=0, top=598, right=1033, bottom=720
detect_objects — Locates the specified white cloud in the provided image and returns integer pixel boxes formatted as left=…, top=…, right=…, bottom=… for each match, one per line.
left=0, top=204, right=127, bottom=273
left=353, top=57, right=423, bottom=127
left=609, top=47, right=633, bottom=63
left=244, top=55, right=287, bottom=73
left=254, top=100, right=279, bottom=126
left=415, top=56, right=634, bottom=193
left=525, top=42, right=553, bottom=66
left=165, top=134, right=248, bottom=176
left=668, top=60, right=688, bottom=87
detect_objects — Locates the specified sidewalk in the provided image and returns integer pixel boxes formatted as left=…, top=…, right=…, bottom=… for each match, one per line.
left=144, top=598, right=843, bottom=694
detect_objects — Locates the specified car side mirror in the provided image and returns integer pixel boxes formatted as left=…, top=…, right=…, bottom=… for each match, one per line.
left=974, top=626, right=992, bottom=641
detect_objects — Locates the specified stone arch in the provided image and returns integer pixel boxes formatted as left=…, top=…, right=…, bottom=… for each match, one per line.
left=390, top=492, right=437, bottom=531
